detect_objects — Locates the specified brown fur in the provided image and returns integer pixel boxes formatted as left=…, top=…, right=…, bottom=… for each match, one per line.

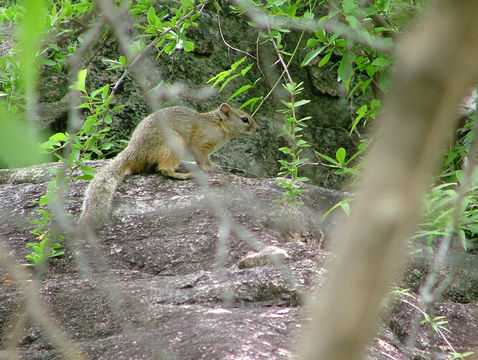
left=79, top=103, right=259, bottom=230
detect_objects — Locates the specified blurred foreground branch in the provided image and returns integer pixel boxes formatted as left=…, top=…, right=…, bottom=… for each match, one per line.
left=0, top=238, right=85, bottom=360
left=298, top=1, right=478, bottom=359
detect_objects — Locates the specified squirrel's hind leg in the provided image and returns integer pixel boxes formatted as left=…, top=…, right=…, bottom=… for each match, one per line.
left=155, top=151, right=192, bottom=179
left=160, top=169, right=193, bottom=180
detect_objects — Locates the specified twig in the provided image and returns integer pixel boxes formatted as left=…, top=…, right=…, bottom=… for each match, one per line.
left=217, top=14, right=256, bottom=60
left=253, top=30, right=305, bottom=116
left=268, top=26, right=293, bottom=84
left=255, top=32, right=268, bottom=88
left=400, top=298, right=456, bottom=354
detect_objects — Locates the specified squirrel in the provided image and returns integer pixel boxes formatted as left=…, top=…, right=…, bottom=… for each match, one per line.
left=79, top=103, right=259, bottom=230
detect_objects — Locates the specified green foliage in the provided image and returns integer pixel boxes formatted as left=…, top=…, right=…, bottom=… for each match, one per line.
left=320, top=197, right=352, bottom=222
left=1, top=0, right=206, bottom=268
left=43, top=68, right=124, bottom=166
left=295, top=0, right=478, bottom=257
left=449, top=352, right=475, bottom=360
left=25, top=68, right=124, bottom=267
left=421, top=314, right=450, bottom=333
left=206, top=56, right=261, bottom=107
left=0, top=0, right=93, bottom=110
left=315, top=142, right=366, bottom=179
left=411, top=130, right=478, bottom=253
left=275, top=82, right=311, bottom=206
left=27, top=199, right=65, bottom=268
left=133, top=1, right=201, bottom=55
left=391, top=289, right=475, bottom=360
left=25, top=233, right=65, bottom=267
left=301, top=0, right=421, bottom=167
left=301, top=0, right=422, bottom=98
left=351, top=99, right=381, bottom=135
left=26, top=69, right=123, bottom=265
left=27, top=167, right=71, bottom=268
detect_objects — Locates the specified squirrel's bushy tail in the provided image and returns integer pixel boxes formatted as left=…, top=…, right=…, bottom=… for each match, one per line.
left=79, top=158, right=125, bottom=230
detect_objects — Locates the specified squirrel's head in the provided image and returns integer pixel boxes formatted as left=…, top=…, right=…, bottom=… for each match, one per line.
left=218, top=103, right=260, bottom=137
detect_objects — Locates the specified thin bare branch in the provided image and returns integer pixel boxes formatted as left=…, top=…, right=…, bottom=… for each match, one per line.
left=217, top=14, right=256, bottom=60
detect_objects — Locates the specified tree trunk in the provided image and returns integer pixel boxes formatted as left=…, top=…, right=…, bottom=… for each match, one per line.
left=298, top=1, right=478, bottom=359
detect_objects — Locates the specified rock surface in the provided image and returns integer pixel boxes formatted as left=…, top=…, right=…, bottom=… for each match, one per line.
left=0, top=161, right=477, bottom=359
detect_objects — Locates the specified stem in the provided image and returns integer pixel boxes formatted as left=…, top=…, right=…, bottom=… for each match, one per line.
left=253, top=31, right=305, bottom=116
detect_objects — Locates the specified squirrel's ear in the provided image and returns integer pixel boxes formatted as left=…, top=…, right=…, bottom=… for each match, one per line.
left=219, top=103, right=231, bottom=116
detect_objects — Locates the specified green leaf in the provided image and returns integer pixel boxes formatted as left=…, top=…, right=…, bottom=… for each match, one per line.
left=361, top=78, right=372, bottom=95
left=241, top=63, right=253, bottom=76
left=316, top=151, right=339, bottom=166
left=288, top=4, right=297, bottom=17
left=227, top=84, right=253, bottom=103
left=72, top=68, right=87, bottom=94
left=301, top=46, right=325, bottom=67
left=119, top=55, right=127, bottom=66
left=336, top=147, right=346, bottom=166
left=279, top=147, right=292, bottom=155
left=318, top=51, right=332, bottom=67
left=111, top=104, right=126, bottom=112
left=240, top=97, right=261, bottom=112
left=455, top=169, right=465, bottom=183
left=219, top=73, right=240, bottom=92
left=101, top=84, right=110, bottom=100
left=230, top=56, right=247, bottom=71
left=90, top=88, right=102, bottom=98
left=183, top=40, right=194, bottom=52
left=374, top=26, right=391, bottom=33
left=42, top=59, right=57, bottom=66
left=76, top=103, right=91, bottom=110
left=146, top=7, right=157, bottom=25
left=370, top=99, right=381, bottom=111
left=365, top=64, right=375, bottom=77
left=338, top=52, right=353, bottom=91
left=38, top=194, right=49, bottom=206
left=82, top=117, right=97, bottom=135
left=305, top=38, right=319, bottom=49
left=49, top=132, right=67, bottom=142
left=372, top=56, right=390, bottom=67
left=163, top=42, right=175, bottom=55
left=294, top=99, right=310, bottom=107
left=104, top=114, right=113, bottom=124
left=321, top=198, right=353, bottom=222
left=356, top=104, right=368, bottom=117
left=49, top=250, right=64, bottom=258
left=350, top=104, right=368, bottom=135
left=81, top=165, right=95, bottom=179
left=280, top=100, right=293, bottom=109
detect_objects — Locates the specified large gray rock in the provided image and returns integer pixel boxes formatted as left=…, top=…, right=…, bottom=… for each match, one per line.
left=0, top=161, right=477, bottom=359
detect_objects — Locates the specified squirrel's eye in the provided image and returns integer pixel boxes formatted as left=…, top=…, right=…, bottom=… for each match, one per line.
left=241, top=116, right=250, bottom=124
